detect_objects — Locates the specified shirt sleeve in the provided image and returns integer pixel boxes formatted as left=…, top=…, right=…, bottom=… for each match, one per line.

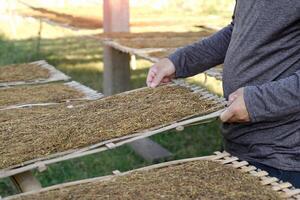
left=168, top=22, right=234, bottom=78
left=244, top=70, right=300, bottom=123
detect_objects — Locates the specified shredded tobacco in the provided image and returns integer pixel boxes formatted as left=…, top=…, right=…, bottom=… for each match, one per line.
left=0, top=83, right=85, bottom=108
left=116, top=36, right=204, bottom=49
left=20, top=7, right=102, bottom=30
left=96, top=31, right=213, bottom=40
left=0, top=63, right=50, bottom=83
left=9, top=160, right=282, bottom=200
left=148, top=49, right=177, bottom=59
left=0, top=85, right=223, bottom=169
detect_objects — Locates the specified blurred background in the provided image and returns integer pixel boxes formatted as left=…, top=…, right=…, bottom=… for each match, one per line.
left=0, top=0, right=234, bottom=197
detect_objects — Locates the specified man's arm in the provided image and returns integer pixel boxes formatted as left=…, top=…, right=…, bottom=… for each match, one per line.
left=244, top=70, right=300, bottom=122
left=147, top=3, right=236, bottom=88
left=147, top=22, right=235, bottom=88
left=169, top=22, right=234, bottom=78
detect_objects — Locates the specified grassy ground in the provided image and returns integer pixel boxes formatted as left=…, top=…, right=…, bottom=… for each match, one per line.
left=0, top=1, right=233, bottom=197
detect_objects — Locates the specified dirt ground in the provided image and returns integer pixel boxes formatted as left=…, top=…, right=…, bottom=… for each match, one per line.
left=0, top=85, right=223, bottom=170
left=9, top=160, right=281, bottom=200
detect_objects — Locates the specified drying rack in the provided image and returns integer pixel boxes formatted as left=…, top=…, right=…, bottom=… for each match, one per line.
left=0, top=81, right=103, bottom=110
left=0, top=81, right=225, bottom=181
left=4, top=152, right=300, bottom=200
left=0, top=60, right=70, bottom=87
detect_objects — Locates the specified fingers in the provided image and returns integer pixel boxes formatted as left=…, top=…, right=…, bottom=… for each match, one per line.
left=146, top=64, right=167, bottom=88
left=150, top=70, right=165, bottom=88
left=220, top=107, right=235, bottom=123
left=146, top=58, right=176, bottom=88
left=146, top=67, right=158, bottom=87
left=221, top=87, right=250, bottom=123
left=228, top=92, right=238, bottom=106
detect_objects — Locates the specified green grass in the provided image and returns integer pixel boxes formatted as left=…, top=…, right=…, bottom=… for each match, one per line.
left=34, top=146, right=149, bottom=186
left=0, top=35, right=45, bottom=66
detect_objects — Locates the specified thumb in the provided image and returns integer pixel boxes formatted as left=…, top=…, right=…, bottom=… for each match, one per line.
left=220, top=107, right=235, bottom=123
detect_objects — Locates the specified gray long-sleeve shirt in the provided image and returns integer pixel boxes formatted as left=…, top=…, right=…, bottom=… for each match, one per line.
left=169, top=0, right=300, bottom=171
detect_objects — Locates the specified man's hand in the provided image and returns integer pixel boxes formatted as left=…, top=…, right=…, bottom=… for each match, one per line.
left=220, top=88, right=250, bottom=123
left=146, top=58, right=176, bottom=88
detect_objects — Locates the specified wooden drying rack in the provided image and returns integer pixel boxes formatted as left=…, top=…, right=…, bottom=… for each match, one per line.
left=0, top=81, right=225, bottom=193
left=4, top=152, right=300, bottom=200
left=0, top=60, right=70, bottom=88
left=0, top=80, right=103, bottom=111
left=103, top=38, right=223, bottom=81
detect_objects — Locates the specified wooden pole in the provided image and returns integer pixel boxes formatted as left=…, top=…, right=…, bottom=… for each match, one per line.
left=103, top=0, right=131, bottom=95
left=103, top=0, right=130, bottom=33
left=103, top=47, right=131, bottom=95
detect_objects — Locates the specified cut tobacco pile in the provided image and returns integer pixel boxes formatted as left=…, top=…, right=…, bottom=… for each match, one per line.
left=96, top=30, right=213, bottom=40
left=8, top=160, right=282, bottom=200
left=0, top=83, right=85, bottom=108
left=107, top=31, right=212, bottom=49
left=0, top=85, right=223, bottom=170
left=115, top=36, right=204, bottom=49
left=0, top=63, right=50, bottom=83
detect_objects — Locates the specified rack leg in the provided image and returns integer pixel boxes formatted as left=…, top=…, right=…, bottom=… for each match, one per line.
left=103, top=46, right=131, bottom=96
left=10, top=171, right=42, bottom=193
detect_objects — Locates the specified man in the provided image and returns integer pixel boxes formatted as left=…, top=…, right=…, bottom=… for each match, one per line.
left=146, top=1, right=300, bottom=187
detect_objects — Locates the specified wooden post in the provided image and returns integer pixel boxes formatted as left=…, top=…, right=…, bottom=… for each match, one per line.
left=103, top=46, right=131, bottom=95
left=103, top=0, right=130, bottom=95
left=10, top=171, right=42, bottom=193
left=103, top=0, right=130, bottom=33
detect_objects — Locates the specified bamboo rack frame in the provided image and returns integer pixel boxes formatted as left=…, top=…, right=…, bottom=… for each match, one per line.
left=0, top=81, right=225, bottom=179
left=0, top=81, right=103, bottom=111
left=137, top=48, right=224, bottom=81
left=4, top=152, right=300, bottom=200
left=0, top=60, right=70, bottom=88
left=104, top=40, right=223, bottom=81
